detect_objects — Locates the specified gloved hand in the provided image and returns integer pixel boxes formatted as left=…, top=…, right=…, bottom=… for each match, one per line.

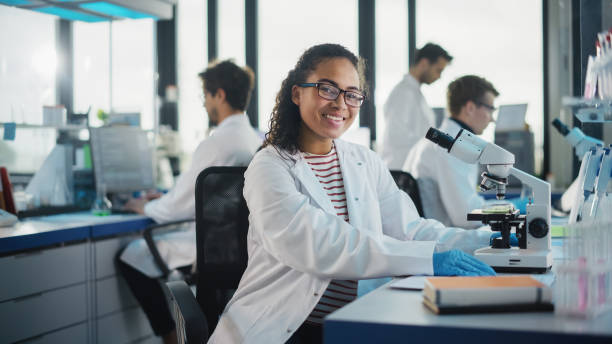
left=508, top=197, right=530, bottom=214
left=490, top=232, right=519, bottom=246
left=433, top=250, right=496, bottom=276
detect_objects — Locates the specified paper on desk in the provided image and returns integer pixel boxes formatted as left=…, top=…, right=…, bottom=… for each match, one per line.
left=390, top=276, right=428, bottom=290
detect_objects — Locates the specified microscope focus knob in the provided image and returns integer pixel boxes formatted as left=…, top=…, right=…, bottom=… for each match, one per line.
left=528, top=218, right=548, bottom=238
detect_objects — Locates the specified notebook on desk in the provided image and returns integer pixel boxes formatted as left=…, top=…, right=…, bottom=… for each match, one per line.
left=422, top=276, right=553, bottom=315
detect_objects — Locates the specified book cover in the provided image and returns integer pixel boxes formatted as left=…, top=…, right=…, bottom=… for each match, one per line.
left=0, top=167, right=16, bottom=214
left=422, top=297, right=554, bottom=315
left=423, top=276, right=552, bottom=311
left=0, top=180, right=5, bottom=210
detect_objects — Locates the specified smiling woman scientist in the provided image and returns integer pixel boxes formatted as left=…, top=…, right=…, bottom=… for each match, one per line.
left=208, top=44, right=495, bottom=344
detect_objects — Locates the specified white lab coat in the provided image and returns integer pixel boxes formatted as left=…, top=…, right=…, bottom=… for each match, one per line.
left=403, top=118, right=498, bottom=228
left=209, top=139, right=491, bottom=344
left=120, top=114, right=262, bottom=277
left=381, top=73, right=436, bottom=170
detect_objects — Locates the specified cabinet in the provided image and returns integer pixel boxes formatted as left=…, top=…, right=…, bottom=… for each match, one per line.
left=0, top=216, right=161, bottom=343
left=92, top=235, right=161, bottom=344
left=0, top=243, right=89, bottom=344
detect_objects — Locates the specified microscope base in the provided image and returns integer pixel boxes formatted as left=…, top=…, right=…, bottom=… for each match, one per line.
left=475, top=247, right=552, bottom=274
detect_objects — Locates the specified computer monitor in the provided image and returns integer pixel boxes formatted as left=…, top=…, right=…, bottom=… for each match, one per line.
left=495, top=104, right=528, bottom=132
left=89, top=126, right=155, bottom=193
left=431, top=107, right=446, bottom=128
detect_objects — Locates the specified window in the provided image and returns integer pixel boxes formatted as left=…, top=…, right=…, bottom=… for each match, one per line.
left=375, top=0, right=408, bottom=151
left=0, top=6, right=57, bottom=174
left=416, top=0, right=543, bottom=172
left=0, top=6, right=56, bottom=124
left=257, top=0, right=358, bottom=132
left=177, top=0, right=208, bottom=154
left=111, top=19, right=156, bottom=130
left=73, top=21, right=110, bottom=127
left=74, top=19, right=155, bottom=129
left=218, top=0, right=245, bottom=66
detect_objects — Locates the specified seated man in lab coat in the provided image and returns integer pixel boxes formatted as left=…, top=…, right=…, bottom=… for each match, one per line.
left=117, top=60, right=262, bottom=344
left=403, top=75, right=501, bottom=228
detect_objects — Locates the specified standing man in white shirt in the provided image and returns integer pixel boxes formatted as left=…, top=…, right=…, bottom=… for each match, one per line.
left=403, top=75, right=500, bottom=228
left=381, top=43, right=453, bottom=169
left=118, top=60, right=262, bottom=344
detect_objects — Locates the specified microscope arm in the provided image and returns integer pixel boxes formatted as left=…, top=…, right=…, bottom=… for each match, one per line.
left=509, top=167, right=551, bottom=210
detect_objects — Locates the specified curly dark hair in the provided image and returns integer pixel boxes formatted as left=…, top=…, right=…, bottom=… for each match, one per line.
left=263, top=43, right=368, bottom=157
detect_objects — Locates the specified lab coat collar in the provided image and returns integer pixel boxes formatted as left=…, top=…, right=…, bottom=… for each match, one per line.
left=449, top=117, right=474, bottom=134
left=440, top=117, right=466, bottom=137
left=291, top=150, right=336, bottom=214
left=289, top=139, right=364, bottom=226
left=215, top=113, right=249, bottom=130
left=403, top=73, right=420, bottom=89
left=334, top=140, right=365, bottom=228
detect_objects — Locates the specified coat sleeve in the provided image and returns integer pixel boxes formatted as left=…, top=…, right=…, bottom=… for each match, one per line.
left=372, top=150, right=492, bottom=254
left=144, top=141, right=218, bottom=223
left=243, top=152, right=437, bottom=279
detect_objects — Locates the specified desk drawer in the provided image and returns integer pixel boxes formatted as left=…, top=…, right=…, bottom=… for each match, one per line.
left=97, top=307, right=154, bottom=344
left=0, top=283, right=87, bottom=343
left=0, top=243, right=87, bottom=302
left=18, top=322, right=87, bottom=344
left=94, top=235, right=138, bottom=279
left=96, top=275, right=138, bottom=317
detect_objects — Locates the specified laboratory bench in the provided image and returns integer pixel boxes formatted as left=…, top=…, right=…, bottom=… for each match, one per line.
left=324, top=282, right=612, bottom=343
left=324, top=238, right=612, bottom=344
left=0, top=212, right=164, bottom=344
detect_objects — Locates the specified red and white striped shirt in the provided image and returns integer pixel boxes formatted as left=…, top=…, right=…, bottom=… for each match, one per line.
left=302, top=144, right=357, bottom=325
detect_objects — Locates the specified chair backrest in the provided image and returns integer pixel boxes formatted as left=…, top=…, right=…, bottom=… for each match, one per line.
left=194, top=166, right=249, bottom=333
left=389, top=170, right=424, bottom=217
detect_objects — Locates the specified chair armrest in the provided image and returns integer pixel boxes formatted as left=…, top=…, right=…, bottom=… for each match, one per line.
left=143, top=219, right=195, bottom=278
left=166, top=280, right=208, bottom=343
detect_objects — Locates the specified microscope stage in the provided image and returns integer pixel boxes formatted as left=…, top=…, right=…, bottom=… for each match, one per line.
left=475, top=247, right=552, bottom=273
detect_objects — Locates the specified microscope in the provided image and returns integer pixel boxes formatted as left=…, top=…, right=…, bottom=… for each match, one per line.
left=552, top=118, right=607, bottom=218
left=552, top=118, right=604, bottom=160
left=426, top=127, right=552, bottom=273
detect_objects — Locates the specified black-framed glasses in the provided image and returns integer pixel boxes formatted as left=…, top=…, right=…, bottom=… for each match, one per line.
left=298, top=83, right=365, bottom=108
left=473, top=100, right=496, bottom=113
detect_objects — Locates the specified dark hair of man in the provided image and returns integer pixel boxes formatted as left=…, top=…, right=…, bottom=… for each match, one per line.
left=263, top=43, right=368, bottom=158
left=413, top=43, right=453, bottom=65
left=198, top=60, right=255, bottom=111
left=447, top=75, right=499, bottom=117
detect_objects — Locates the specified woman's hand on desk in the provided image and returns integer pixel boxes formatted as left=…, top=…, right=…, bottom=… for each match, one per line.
left=433, top=250, right=496, bottom=276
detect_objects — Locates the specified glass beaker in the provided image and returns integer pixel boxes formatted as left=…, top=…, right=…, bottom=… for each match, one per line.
left=91, top=184, right=112, bottom=216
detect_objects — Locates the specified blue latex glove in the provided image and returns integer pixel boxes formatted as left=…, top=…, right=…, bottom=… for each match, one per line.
left=490, top=232, right=519, bottom=246
left=433, top=250, right=496, bottom=276
left=507, top=197, right=529, bottom=214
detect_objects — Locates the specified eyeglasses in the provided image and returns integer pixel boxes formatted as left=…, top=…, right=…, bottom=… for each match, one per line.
left=473, top=100, right=496, bottom=113
left=298, top=83, right=365, bottom=108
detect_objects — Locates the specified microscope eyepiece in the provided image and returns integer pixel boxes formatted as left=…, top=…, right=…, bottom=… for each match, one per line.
left=425, top=127, right=455, bottom=151
left=552, top=118, right=570, bottom=136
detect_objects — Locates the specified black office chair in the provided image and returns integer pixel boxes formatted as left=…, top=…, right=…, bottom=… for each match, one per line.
left=143, top=219, right=196, bottom=281
left=389, top=170, right=424, bottom=217
left=165, top=166, right=250, bottom=343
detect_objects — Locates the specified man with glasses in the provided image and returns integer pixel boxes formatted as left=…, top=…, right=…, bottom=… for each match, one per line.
left=402, top=75, right=503, bottom=228
left=381, top=43, right=453, bottom=169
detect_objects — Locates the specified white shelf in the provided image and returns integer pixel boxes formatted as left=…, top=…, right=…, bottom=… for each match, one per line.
left=1, top=123, right=88, bottom=131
